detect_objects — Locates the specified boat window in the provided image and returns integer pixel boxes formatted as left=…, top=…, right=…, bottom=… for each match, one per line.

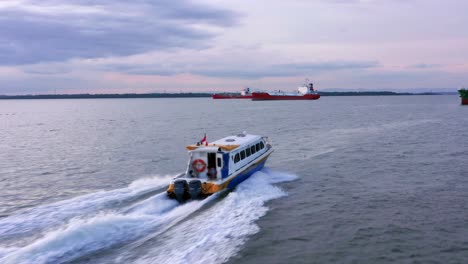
left=260, top=141, right=264, bottom=149
left=240, top=150, right=246, bottom=160
left=246, top=147, right=251, bottom=157
left=234, top=153, right=240, bottom=163
left=256, top=143, right=260, bottom=151
left=251, top=146, right=256, bottom=154
left=217, top=157, right=222, bottom=167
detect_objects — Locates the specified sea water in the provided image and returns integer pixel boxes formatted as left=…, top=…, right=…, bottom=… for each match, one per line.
left=0, top=95, right=467, bottom=263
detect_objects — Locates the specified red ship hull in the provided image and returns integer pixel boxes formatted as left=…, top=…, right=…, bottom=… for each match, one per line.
left=462, top=98, right=468, bottom=105
left=212, top=94, right=252, bottom=99
left=251, top=92, right=320, bottom=101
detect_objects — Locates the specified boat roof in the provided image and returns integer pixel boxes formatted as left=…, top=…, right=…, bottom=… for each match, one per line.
left=186, top=133, right=262, bottom=152
left=211, top=133, right=261, bottom=145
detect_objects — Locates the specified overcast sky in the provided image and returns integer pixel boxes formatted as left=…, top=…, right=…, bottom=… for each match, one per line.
left=1, top=0, right=467, bottom=94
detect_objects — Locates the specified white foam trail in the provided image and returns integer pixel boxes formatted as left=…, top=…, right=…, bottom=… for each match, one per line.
left=0, top=190, right=220, bottom=264
left=0, top=247, right=18, bottom=259
left=0, top=194, right=177, bottom=264
left=131, top=192, right=223, bottom=248
left=131, top=170, right=297, bottom=264
left=261, top=168, right=298, bottom=184
left=123, top=192, right=173, bottom=215
left=0, top=169, right=297, bottom=264
left=0, top=175, right=173, bottom=244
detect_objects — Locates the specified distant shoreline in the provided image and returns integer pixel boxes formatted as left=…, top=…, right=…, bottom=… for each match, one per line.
left=0, top=91, right=452, bottom=100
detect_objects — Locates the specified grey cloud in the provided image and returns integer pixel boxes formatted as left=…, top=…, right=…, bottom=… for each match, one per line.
left=102, top=60, right=379, bottom=79
left=192, top=61, right=379, bottom=79
left=408, top=64, right=440, bottom=69
left=0, top=0, right=240, bottom=65
left=100, top=64, right=181, bottom=76
left=271, top=61, right=379, bottom=71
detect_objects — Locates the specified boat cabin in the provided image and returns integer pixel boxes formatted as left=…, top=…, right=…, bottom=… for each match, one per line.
left=185, top=133, right=269, bottom=181
left=298, top=82, right=315, bottom=95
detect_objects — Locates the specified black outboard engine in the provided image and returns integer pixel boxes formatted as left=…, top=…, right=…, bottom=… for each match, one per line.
left=188, top=180, right=202, bottom=200
left=173, top=179, right=188, bottom=202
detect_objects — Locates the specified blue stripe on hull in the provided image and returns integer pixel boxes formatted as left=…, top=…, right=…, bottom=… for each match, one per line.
left=227, top=159, right=267, bottom=189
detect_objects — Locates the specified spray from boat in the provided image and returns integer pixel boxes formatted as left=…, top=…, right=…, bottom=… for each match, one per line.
left=0, top=169, right=296, bottom=264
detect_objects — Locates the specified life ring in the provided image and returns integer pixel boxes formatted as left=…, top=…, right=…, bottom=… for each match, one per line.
left=192, top=159, right=206, bottom=172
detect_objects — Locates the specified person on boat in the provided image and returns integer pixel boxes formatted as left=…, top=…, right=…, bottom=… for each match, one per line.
left=207, top=167, right=217, bottom=179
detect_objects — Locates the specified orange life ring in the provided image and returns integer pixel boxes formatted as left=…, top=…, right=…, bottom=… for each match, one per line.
left=192, top=159, right=206, bottom=172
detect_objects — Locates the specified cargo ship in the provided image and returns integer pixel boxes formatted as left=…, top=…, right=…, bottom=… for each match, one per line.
left=212, top=87, right=252, bottom=99
left=166, top=133, right=273, bottom=202
left=459, top=88, right=468, bottom=105
left=251, top=82, right=320, bottom=101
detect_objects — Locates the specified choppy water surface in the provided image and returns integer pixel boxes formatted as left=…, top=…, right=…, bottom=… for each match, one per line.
left=0, top=96, right=467, bottom=263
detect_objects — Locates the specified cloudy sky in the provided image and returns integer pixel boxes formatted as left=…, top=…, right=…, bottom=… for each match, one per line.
left=0, top=0, right=467, bottom=94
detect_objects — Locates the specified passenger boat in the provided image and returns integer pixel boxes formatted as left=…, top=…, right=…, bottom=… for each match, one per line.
left=167, top=133, right=273, bottom=202
left=212, top=87, right=253, bottom=99
left=251, top=82, right=320, bottom=101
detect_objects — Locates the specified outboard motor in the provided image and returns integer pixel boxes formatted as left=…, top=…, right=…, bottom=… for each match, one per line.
left=173, top=179, right=188, bottom=202
left=188, top=180, right=202, bottom=200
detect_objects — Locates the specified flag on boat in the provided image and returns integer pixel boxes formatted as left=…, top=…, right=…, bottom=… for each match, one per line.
left=200, top=133, right=207, bottom=145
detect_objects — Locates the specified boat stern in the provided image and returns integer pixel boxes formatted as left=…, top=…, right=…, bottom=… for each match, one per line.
left=166, top=179, right=226, bottom=202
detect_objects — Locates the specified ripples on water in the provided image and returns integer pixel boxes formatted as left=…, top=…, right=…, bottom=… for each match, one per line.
left=0, top=96, right=467, bottom=263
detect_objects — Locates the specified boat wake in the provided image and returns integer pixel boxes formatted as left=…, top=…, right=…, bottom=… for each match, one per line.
left=0, top=176, right=173, bottom=247
left=0, top=169, right=297, bottom=264
left=127, top=169, right=297, bottom=264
